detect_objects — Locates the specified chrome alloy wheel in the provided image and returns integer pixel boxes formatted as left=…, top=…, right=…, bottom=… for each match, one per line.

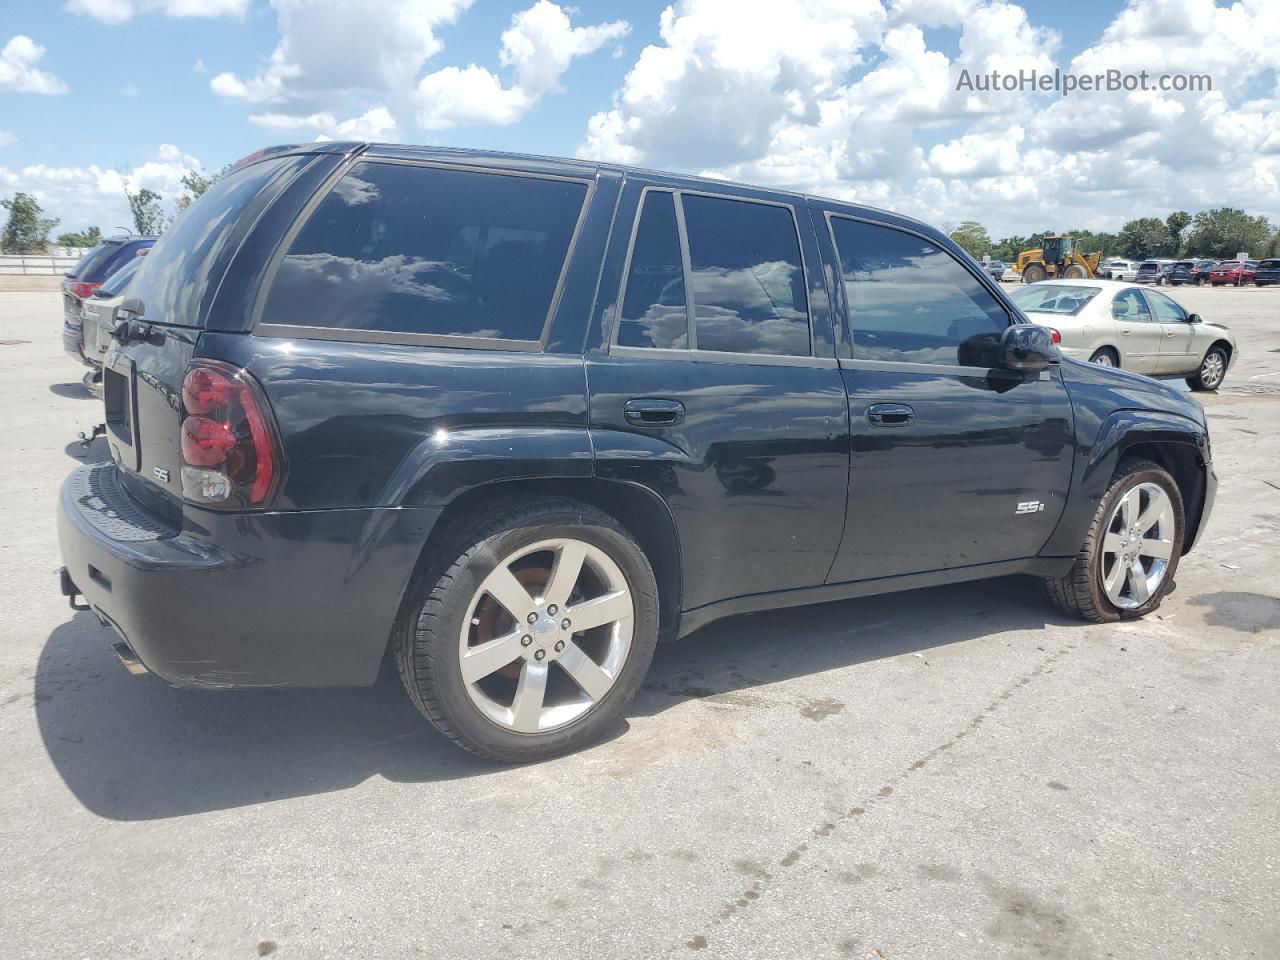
left=1092, top=352, right=1116, bottom=367
left=1199, top=351, right=1226, bottom=389
left=458, top=538, right=634, bottom=734
left=1100, top=482, right=1176, bottom=609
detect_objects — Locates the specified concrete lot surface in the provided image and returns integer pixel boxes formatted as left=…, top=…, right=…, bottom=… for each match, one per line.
left=1, top=288, right=1278, bottom=959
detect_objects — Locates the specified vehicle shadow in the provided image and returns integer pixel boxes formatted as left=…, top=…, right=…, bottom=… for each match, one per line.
left=35, top=576, right=1068, bottom=821
left=63, top=436, right=110, bottom=463
left=50, top=382, right=91, bottom=399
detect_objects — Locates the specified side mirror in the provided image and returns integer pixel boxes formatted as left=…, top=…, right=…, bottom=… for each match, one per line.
left=999, top=324, right=1059, bottom=372
left=1186, top=313, right=1201, bottom=324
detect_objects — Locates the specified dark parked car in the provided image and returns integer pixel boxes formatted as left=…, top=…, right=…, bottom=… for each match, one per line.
left=983, top=259, right=1005, bottom=281
left=1209, top=260, right=1256, bottom=286
left=1253, top=259, right=1280, bottom=286
left=1168, top=259, right=1216, bottom=286
left=59, top=143, right=1217, bottom=762
left=1135, top=260, right=1175, bottom=285
left=62, top=252, right=147, bottom=377
left=61, top=234, right=156, bottom=338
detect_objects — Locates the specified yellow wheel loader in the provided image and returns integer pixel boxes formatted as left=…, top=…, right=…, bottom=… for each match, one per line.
left=1014, top=236, right=1102, bottom=283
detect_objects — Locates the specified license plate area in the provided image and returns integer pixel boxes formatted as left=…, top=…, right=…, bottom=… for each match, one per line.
left=103, top=356, right=139, bottom=471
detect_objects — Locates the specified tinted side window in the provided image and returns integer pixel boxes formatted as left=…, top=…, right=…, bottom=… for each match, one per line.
left=130, top=156, right=305, bottom=327
left=264, top=161, right=587, bottom=341
left=682, top=194, right=810, bottom=357
left=617, top=191, right=687, bottom=349
left=69, top=241, right=121, bottom=280
left=830, top=217, right=1009, bottom=366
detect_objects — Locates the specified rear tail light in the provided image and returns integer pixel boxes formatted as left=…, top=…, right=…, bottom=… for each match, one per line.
left=1047, top=327, right=1062, bottom=344
left=179, top=360, right=283, bottom=507
left=67, top=281, right=101, bottom=300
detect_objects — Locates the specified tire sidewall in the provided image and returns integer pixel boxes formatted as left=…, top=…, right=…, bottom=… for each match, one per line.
left=410, top=510, right=659, bottom=761
left=1088, top=465, right=1184, bottom=620
left=1195, top=347, right=1227, bottom=391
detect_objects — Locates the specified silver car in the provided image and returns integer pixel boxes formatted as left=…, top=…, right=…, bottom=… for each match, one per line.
left=1009, top=279, right=1237, bottom=391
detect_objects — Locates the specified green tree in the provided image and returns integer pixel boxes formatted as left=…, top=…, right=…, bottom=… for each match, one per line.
left=125, top=183, right=167, bottom=235
left=1183, top=207, right=1272, bottom=259
left=1, top=192, right=59, bottom=253
left=174, top=165, right=229, bottom=215
left=1117, top=217, right=1172, bottom=259
left=991, top=235, right=1028, bottom=261
left=1165, top=211, right=1191, bottom=255
left=56, top=225, right=102, bottom=248
left=948, top=221, right=991, bottom=259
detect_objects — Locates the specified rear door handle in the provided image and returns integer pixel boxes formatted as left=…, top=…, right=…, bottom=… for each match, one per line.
left=624, top=398, right=685, bottom=427
left=867, top=402, right=914, bottom=427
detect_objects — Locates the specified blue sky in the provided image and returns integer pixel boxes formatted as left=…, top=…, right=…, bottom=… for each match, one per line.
left=2, top=0, right=1278, bottom=238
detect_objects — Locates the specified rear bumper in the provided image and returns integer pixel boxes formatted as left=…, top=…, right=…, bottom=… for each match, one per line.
left=57, top=463, right=436, bottom=688
left=62, top=319, right=93, bottom=368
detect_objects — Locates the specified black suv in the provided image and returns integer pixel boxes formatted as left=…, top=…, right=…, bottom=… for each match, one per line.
left=58, top=143, right=1216, bottom=761
left=1169, top=259, right=1216, bottom=286
left=1254, top=259, right=1280, bottom=286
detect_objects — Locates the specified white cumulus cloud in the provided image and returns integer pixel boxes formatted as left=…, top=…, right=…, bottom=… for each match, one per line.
left=0, top=36, right=68, bottom=95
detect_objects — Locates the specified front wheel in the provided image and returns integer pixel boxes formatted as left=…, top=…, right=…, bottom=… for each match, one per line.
left=1043, top=458, right=1184, bottom=623
left=1187, top=346, right=1228, bottom=391
left=394, top=498, right=659, bottom=762
left=1022, top=263, right=1048, bottom=284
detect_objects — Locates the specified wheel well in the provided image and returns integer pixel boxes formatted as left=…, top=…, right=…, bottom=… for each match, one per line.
left=1206, top=339, right=1233, bottom=363
left=1120, top=441, right=1206, bottom=553
left=406, top=478, right=683, bottom=642
left=1090, top=345, right=1120, bottom=364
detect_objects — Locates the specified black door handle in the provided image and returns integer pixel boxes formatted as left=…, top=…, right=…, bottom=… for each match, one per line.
left=867, top=402, right=914, bottom=427
left=624, top=398, right=685, bottom=427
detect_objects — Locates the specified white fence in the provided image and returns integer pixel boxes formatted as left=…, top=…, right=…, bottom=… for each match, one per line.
left=0, top=250, right=86, bottom=276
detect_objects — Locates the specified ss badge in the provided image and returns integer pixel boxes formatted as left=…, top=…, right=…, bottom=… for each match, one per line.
left=1015, top=500, right=1045, bottom=515
left=153, top=466, right=171, bottom=483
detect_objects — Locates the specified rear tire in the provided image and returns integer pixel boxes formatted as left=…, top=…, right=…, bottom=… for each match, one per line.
left=1062, top=264, right=1088, bottom=279
left=393, top=498, right=659, bottom=763
left=1187, top=345, right=1228, bottom=391
left=1042, top=458, right=1184, bottom=623
left=1088, top=347, right=1119, bottom=368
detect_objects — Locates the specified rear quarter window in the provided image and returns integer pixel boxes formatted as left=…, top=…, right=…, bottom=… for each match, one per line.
left=128, top=155, right=310, bottom=327
left=260, top=161, right=590, bottom=344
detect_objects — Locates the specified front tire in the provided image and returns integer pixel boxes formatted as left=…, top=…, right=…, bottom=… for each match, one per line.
left=394, top=498, right=660, bottom=762
left=1187, top=345, right=1228, bottom=391
left=1022, top=263, right=1048, bottom=284
left=1043, top=458, right=1184, bottom=623
left=1088, top=347, right=1119, bottom=368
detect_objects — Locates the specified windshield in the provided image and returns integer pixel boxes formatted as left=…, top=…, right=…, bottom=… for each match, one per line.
left=1173, top=261, right=1193, bottom=269
left=1217, top=261, right=1239, bottom=268
left=1009, top=284, right=1100, bottom=315
left=1260, top=260, right=1280, bottom=269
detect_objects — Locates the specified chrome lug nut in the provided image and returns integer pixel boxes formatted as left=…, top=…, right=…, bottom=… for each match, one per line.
left=534, top=649, right=546, bottom=661
left=561, top=618, right=571, bottom=630
left=527, top=612, right=537, bottom=624
left=521, top=635, right=533, bottom=647
left=547, top=604, right=558, bottom=616
left=554, top=640, right=565, bottom=652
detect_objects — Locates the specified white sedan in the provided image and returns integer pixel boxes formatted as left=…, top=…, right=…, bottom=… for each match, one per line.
left=1008, top=279, right=1237, bottom=391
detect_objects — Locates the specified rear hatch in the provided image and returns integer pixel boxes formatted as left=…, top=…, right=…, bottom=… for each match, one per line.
left=102, top=153, right=318, bottom=510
